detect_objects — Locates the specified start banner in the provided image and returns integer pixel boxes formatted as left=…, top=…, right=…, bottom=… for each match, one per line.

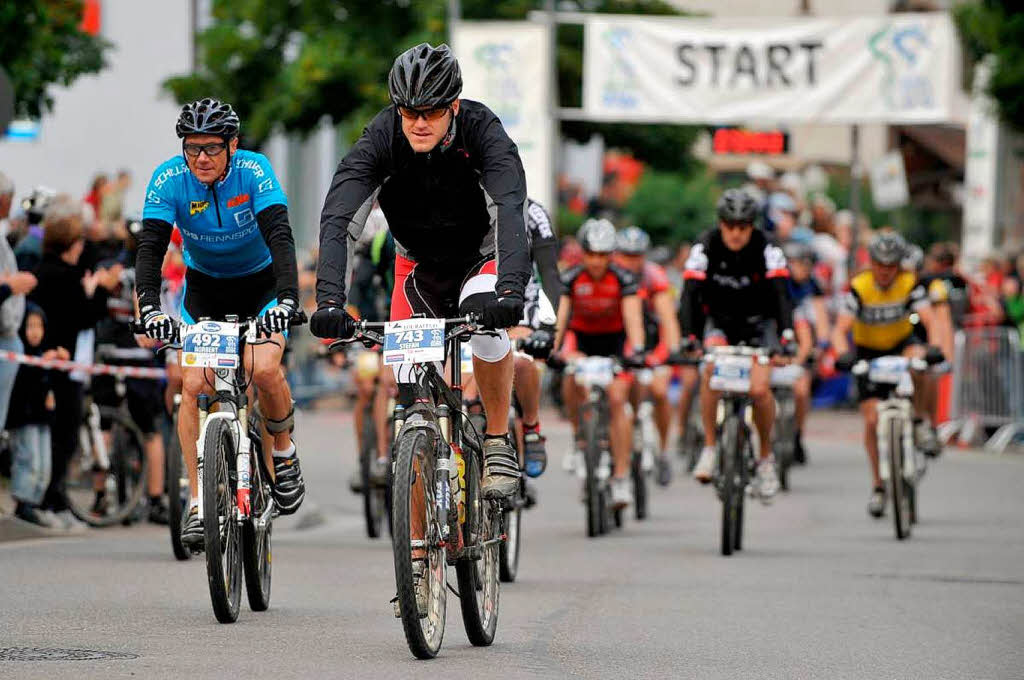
left=582, top=13, right=958, bottom=125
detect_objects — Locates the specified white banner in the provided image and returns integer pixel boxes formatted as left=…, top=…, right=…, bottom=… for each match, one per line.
left=453, top=21, right=555, bottom=213
left=961, top=58, right=1002, bottom=272
left=583, top=14, right=958, bottom=124
left=870, top=151, right=910, bottom=210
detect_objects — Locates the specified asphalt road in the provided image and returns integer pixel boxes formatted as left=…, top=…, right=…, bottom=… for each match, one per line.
left=1, top=409, right=1022, bottom=679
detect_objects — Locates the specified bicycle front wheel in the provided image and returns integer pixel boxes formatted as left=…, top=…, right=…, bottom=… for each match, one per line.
left=66, top=413, right=147, bottom=527
left=581, top=405, right=603, bottom=538
left=392, top=427, right=446, bottom=659
left=718, top=414, right=743, bottom=557
left=457, top=448, right=500, bottom=646
left=889, top=419, right=912, bottom=540
left=203, top=418, right=242, bottom=623
left=632, top=449, right=648, bottom=521
left=499, top=482, right=523, bottom=583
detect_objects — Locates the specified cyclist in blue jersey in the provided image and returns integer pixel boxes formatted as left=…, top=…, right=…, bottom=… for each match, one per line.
left=135, top=98, right=305, bottom=550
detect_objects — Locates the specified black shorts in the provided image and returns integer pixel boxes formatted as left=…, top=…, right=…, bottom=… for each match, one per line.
left=181, top=266, right=277, bottom=324
left=566, top=330, right=626, bottom=357
left=854, top=335, right=924, bottom=402
left=93, top=376, right=164, bottom=435
left=391, top=254, right=496, bottom=321
left=705, top=319, right=777, bottom=347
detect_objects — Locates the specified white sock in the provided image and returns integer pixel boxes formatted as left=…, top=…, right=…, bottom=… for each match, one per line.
left=272, top=442, right=296, bottom=459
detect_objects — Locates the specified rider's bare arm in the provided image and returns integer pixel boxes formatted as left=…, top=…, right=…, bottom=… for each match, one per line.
left=622, top=295, right=645, bottom=352
left=831, top=312, right=855, bottom=356
left=553, top=294, right=572, bottom=352
left=652, top=290, right=681, bottom=350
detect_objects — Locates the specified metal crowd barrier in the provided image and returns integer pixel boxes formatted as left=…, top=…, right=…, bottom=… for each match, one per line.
left=941, top=327, right=1024, bottom=452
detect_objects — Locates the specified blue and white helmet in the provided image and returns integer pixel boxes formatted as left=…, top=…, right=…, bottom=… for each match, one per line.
left=615, top=226, right=651, bottom=255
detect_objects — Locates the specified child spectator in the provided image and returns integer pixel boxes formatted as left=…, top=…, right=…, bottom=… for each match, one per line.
left=8, top=304, right=69, bottom=527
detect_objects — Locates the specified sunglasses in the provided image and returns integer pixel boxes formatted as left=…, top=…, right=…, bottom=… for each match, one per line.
left=183, top=142, right=228, bottom=158
left=397, top=106, right=450, bottom=122
left=721, top=221, right=754, bottom=232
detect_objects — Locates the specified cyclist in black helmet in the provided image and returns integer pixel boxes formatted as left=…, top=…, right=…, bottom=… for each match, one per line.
left=135, top=98, right=305, bottom=550
left=679, top=188, right=795, bottom=503
left=312, top=43, right=532, bottom=508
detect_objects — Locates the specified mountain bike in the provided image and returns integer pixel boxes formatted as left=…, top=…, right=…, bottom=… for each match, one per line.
left=333, top=315, right=504, bottom=659
left=561, top=355, right=619, bottom=537
left=65, top=356, right=147, bottom=528
left=151, top=311, right=305, bottom=623
left=706, top=346, right=768, bottom=557
left=849, top=354, right=941, bottom=540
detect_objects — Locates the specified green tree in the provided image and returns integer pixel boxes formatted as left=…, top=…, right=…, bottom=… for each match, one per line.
left=0, top=0, right=111, bottom=118
left=955, top=0, right=1024, bottom=133
left=164, top=1, right=446, bottom=148
left=623, top=169, right=718, bottom=245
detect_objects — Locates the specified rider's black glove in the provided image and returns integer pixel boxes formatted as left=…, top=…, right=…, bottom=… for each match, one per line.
left=835, top=351, right=857, bottom=372
left=310, top=304, right=355, bottom=339
left=141, top=304, right=175, bottom=342
left=262, top=298, right=297, bottom=334
left=621, top=353, right=648, bottom=370
left=481, top=291, right=524, bottom=330
left=521, top=328, right=554, bottom=359
left=681, top=335, right=700, bottom=354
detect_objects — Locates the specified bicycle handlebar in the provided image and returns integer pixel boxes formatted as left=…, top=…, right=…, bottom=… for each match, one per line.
left=327, top=314, right=485, bottom=353
left=132, top=310, right=308, bottom=344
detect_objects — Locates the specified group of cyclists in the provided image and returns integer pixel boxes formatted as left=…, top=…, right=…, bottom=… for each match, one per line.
left=118, top=41, right=951, bottom=630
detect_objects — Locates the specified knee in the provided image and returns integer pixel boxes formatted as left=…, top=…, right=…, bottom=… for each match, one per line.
left=748, top=383, right=770, bottom=402
left=608, top=385, right=628, bottom=410
left=181, top=370, right=206, bottom=399
left=252, top=360, right=283, bottom=389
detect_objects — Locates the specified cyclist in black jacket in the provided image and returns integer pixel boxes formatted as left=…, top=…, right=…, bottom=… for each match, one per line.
left=311, top=43, right=532, bottom=501
left=680, top=189, right=794, bottom=503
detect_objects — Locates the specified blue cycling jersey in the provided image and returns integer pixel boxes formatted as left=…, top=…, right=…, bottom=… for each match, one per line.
left=142, top=149, right=287, bottom=278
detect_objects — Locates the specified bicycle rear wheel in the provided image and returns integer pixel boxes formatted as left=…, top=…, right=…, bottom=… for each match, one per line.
left=166, top=412, right=191, bottom=560
left=889, top=420, right=912, bottom=540
left=499, top=485, right=522, bottom=583
left=203, top=418, right=242, bottom=623
left=392, top=427, right=446, bottom=659
left=734, top=433, right=752, bottom=553
left=457, top=448, right=500, bottom=646
left=243, top=443, right=273, bottom=612
left=773, top=397, right=794, bottom=492
left=718, top=414, right=742, bottom=556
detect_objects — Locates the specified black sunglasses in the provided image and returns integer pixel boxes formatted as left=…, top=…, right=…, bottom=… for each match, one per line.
left=721, top=220, right=754, bottom=231
left=183, top=142, right=228, bottom=158
left=397, top=105, right=451, bottom=122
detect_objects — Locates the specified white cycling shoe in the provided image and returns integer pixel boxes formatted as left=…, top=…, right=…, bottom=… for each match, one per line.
left=692, top=446, right=716, bottom=484
left=754, top=457, right=780, bottom=504
left=610, top=476, right=633, bottom=509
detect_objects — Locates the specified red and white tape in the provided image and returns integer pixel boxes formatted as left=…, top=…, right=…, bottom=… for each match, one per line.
left=0, top=351, right=167, bottom=380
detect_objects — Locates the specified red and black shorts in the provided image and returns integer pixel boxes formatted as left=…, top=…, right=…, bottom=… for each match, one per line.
left=391, top=254, right=497, bottom=322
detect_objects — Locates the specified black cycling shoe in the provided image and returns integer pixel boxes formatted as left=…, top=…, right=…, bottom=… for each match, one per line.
left=793, top=434, right=807, bottom=466
left=272, top=447, right=306, bottom=515
left=90, top=491, right=108, bottom=518
left=867, top=487, right=886, bottom=518
left=181, top=507, right=204, bottom=551
left=147, top=497, right=170, bottom=526
left=523, top=428, right=548, bottom=478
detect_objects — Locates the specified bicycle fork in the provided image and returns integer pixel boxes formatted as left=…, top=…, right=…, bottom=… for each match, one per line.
left=876, top=400, right=915, bottom=482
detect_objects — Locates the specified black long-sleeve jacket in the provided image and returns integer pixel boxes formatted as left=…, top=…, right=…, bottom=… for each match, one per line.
left=678, top=227, right=793, bottom=339
left=316, top=100, right=532, bottom=307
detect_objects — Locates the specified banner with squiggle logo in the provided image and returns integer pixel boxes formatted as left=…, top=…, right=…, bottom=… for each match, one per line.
left=583, top=14, right=957, bottom=124
left=454, top=21, right=554, bottom=211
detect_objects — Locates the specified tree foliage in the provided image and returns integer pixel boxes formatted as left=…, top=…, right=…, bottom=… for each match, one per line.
left=0, top=0, right=111, bottom=118
left=623, top=169, right=718, bottom=245
left=163, top=1, right=446, bottom=148
left=166, top=0, right=701, bottom=170
left=955, top=0, right=1024, bottom=133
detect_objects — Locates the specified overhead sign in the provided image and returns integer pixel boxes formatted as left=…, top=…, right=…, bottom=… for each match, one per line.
left=869, top=151, right=910, bottom=210
left=711, top=127, right=789, bottom=155
left=453, top=21, right=555, bottom=212
left=583, top=14, right=957, bottom=124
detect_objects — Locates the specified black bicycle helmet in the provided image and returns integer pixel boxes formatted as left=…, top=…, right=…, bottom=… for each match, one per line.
left=175, top=98, right=240, bottom=139
left=868, top=232, right=906, bottom=265
left=388, top=43, right=462, bottom=110
left=717, top=188, right=759, bottom=224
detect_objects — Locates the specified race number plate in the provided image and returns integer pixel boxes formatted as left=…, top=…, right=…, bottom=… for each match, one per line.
left=575, top=356, right=616, bottom=389
left=383, top=318, right=445, bottom=367
left=868, top=356, right=907, bottom=385
left=181, top=321, right=240, bottom=369
left=770, top=363, right=803, bottom=388
left=710, top=355, right=751, bottom=392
